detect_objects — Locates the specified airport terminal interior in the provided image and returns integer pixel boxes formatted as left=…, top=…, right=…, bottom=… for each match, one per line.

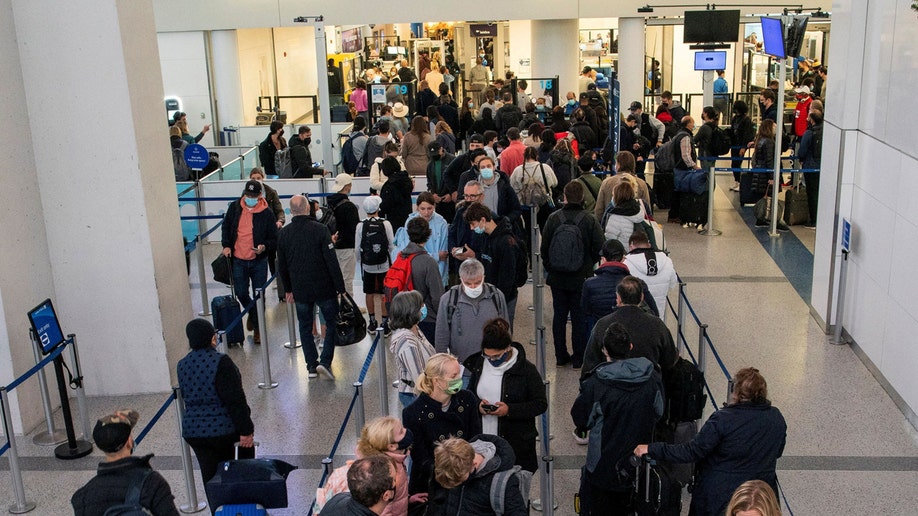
left=2, top=0, right=918, bottom=515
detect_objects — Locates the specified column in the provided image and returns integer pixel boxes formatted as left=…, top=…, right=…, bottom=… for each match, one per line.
left=530, top=19, right=579, bottom=105
left=8, top=0, right=191, bottom=409
left=618, top=17, right=646, bottom=109
left=211, top=30, right=246, bottom=134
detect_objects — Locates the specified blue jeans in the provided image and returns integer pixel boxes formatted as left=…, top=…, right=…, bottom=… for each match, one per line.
left=295, top=298, right=339, bottom=369
left=233, top=257, right=268, bottom=323
left=398, top=392, right=417, bottom=408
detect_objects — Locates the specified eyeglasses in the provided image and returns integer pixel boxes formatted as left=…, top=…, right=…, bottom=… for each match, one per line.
left=482, top=349, right=509, bottom=360
left=465, top=192, right=482, bottom=199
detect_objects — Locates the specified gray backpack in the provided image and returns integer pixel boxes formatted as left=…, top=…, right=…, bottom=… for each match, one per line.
left=275, top=147, right=293, bottom=178
left=489, top=465, right=532, bottom=515
left=547, top=211, right=586, bottom=272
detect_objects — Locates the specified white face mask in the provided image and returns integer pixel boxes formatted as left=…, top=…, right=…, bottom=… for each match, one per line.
left=464, top=284, right=484, bottom=299
left=314, top=209, right=323, bottom=220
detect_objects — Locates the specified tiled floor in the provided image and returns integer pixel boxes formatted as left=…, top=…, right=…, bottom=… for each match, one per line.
left=5, top=174, right=918, bottom=515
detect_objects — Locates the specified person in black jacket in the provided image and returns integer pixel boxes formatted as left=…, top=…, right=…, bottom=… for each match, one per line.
left=328, top=174, right=360, bottom=298
left=277, top=194, right=346, bottom=380
left=569, top=108, right=598, bottom=152
left=379, top=156, right=414, bottom=231
left=540, top=182, right=604, bottom=368
left=464, top=318, right=547, bottom=473
left=796, top=111, right=823, bottom=228
left=464, top=203, right=523, bottom=329
left=258, top=121, right=284, bottom=176
left=426, top=142, right=457, bottom=222
left=728, top=101, right=755, bottom=192
left=71, top=409, right=180, bottom=516
left=457, top=155, right=523, bottom=229
left=581, top=240, right=658, bottom=337
left=288, top=125, right=326, bottom=178
left=321, top=455, right=399, bottom=516
left=221, top=180, right=278, bottom=344
left=435, top=435, right=529, bottom=516
left=635, top=367, right=787, bottom=516
left=572, top=323, right=663, bottom=516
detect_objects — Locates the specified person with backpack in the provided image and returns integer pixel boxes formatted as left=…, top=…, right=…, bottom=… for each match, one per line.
left=170, top=126, right=191, bottom=181
left=379, top=156, right=414, bottom=231
left=258, top=121, right=285, bottom=177
left=355, top=196, right=395, bottom=333
left=593, top=151, right=652, bottom=222
left=540, top=182, right=604, bottom=369
left=341, top=117, right=370, bottom=176
left=71, top=409, right=180, bottom=515
left=602, top=179, right=646, bottom=248
left=574, top=155, right=603, bottom=214
left=510, top=145, right=558, bottom=239
left=387, top=217, right=444, bottom=343
left=623, top=231, right=678, bottom=322
left=434, top=258, right=508, bottom=364
left=797, top=111, right=823, bottom=229
left=435, top=435, right=530, bottom=516
left=572, top=322, right=664, bottom=516
left=463, top=318, right=547, bottom=475
left=464, top=203, right=526, bottom=330
left=328, top=173, right=360, bottom=299
left=392, top=192, right=450, bottom=286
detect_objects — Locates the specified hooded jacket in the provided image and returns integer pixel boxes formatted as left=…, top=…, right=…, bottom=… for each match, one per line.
left=71, top=455, right=179, bottom=516
left=481, top=217, right=522, bottom=302
left=623, top=248, right=678, bottom=317
left=398, top=242, right=444, bottom=323
left=603, top=198, right=646, bottom=247
left=571, top=358, right=663, bottom=490
left=435, top=283, right=508, bottom=363
left=581, top=262, right=659, bottom=326
left=441, top=435, right=529, bottom=516
left=540, top=204, right=604, bottom=291
left=328, top=192, right=359, bottom=250
left=380, top=170, right=414, bottom=231
left=277, top=215, right=346, bottom=303
left=580, top=305, right=678, bottom=379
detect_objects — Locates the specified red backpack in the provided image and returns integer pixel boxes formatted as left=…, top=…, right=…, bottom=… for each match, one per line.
left=384, top=253, right=417, bottom=308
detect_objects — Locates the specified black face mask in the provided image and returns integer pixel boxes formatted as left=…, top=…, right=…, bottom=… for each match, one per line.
left=396, top=428, right=414, bottom=451
left=303, top=137, right=312, bottom=146
left=431, top=153, right=442, bottom=161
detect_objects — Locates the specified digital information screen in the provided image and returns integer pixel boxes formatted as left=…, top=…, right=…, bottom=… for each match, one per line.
left=28, top=299, right=66, bottom=354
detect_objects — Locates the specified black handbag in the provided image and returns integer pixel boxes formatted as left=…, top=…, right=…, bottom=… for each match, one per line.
left=336, top=292, right=367, bottom=346
left=205, top=457, right=297, bottom=509
left=211, top=255, right=232, bottom=285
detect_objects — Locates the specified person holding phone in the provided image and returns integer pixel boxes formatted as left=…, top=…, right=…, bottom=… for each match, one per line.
left=463, top=318, right=546, bottom=473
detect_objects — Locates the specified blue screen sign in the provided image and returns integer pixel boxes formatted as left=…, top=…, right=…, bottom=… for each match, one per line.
left=184, top=144, right=210, bottom=170
left=841, top=218, right=851, bottom=252
left=28, top=299, right=66, bottom=354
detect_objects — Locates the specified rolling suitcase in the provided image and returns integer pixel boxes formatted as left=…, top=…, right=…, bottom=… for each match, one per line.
left=212, top=256, right=245, bottom=346
left=207, top=443, right=297, bottom=511
left=739, top=172, right=765, bottom=205
left=783, top=183, right=809, bottom=225
left=214, top=504, right=267, bottom=516
left=633, top=455, right=682, bottom=516
left=679, top=191, right=708, bottom=226
left=652, top=170, right=674, bottom=210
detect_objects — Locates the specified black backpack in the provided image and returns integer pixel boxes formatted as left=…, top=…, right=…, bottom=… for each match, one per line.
left=103, top=469, right=152, bottom=516
left=547, top=211, right=586, bottom=273
left=710, top=126, right=732, bottom=156
left=508, top=234, right=529, bottom=288
left=360, top=218, right=390, bottom=265
left=662, top=358, right=707, bottom=425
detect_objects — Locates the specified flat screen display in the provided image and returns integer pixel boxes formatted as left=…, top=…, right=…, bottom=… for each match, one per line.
left=694, top=51, right=727, bottom=71
left=28, top=299, right=66, bottom=354
left=341, top=28, right=362, bottom=53
left=683, top=10, right=741, bottom=43
left=784, top=15, right=809, bottom=58
left=761, top=17, right=785, bottom=58
left=386, top=46, right=399, bottom=55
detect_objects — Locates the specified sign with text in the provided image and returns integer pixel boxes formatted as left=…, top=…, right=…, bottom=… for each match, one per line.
left=184, top=143, right=210, bottom=170
left=841, top=218, right=851, bottom=252
left=370, top=85, right=387, bottom=104
left=470, top=24, right=497, bottom=37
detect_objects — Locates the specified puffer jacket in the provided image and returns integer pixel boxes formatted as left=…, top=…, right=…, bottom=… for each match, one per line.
left=441, top=435, right=529, bottom=516
left=603, top=198, right=645, bottom=247
left=623, top=248, right=678, bottom=317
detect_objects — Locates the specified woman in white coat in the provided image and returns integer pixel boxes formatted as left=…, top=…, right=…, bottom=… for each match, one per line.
left=603, top=178, right=646, bottom=247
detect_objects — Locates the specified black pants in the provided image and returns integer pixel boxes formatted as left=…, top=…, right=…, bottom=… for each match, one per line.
left=804, top=171, right=820, bottom=225
left=550, top=286, right=586, bottom=366
left=579, top=469, right=632, bottom=516
left=185, top=433, right=255, bottom=485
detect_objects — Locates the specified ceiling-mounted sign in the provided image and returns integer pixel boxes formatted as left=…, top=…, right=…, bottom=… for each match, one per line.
left=470, top=24, right=497, bottom=37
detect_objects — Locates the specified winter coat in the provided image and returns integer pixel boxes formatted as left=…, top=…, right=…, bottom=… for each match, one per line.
left=277, top=215, right=346, bottom=302
left=426, top=153, right=457, bottom=196
left=571, top=358, right=663, bottom=490
left=648, top=402, right=787, bottom=516
left=581, top=262, right=659, bottom=325
left=435, top=284, right=508, bottom=363
left=593, top=174, right=652, bottom=221
left=71, top=455, right=179, bottom=516
left=457, top=171, right=523, bottom=227
left=623, top=248, right=678, bottom=317
left=464, top=344, right=547, bottom=473
left=580, top=305, right=677, bottom=378
left=540, top=205, right=604, bottom=291
left=569, top=121, right=598, bottom=152
left=603, top=198, right=645, bottom=247
left=441, top=435, right=529, bottom=516
left=328, top=193, right=359, bottom=250
left=481, top=217, right=522, bottom=302
left=221, top=198, right=278, bottom=255
left=379, top=171, right=414, bottom=230
left=288, top=135, right=322, bottom=178
left=400, top=131, right=431, bottom=176
left=402, top=390, right=482, bottom=495
left=752, top=136, right=776, bottom=194
left=496, top=104, right=523, bottom=136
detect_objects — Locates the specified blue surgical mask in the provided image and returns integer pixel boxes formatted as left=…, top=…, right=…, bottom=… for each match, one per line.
left=480, top=168, right=494, bottom=180
left=567, top=99, right=578, bottom=106
left=481, top=59, right=488, bottom=67
left=486, top=349, right=510, bottom=367
left=244, top=197, right=258, bottom=207
left=419, top=305, right=428, bottom=321
left=473, top=225, right=486, bottom=235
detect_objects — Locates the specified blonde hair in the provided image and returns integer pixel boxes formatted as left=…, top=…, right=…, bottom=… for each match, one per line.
left=435, top=121, right=453, bottom=135
left=169, top=126, right=182, bottom=138
left=176, top=118, right=189, bottom=135
left=415, top=353, right=457, bottom=396
left=434, top=438, right=475, bottom=488
left=726, top=480, right=782, bottom=516
left=356, top=416, right=401, bottom=458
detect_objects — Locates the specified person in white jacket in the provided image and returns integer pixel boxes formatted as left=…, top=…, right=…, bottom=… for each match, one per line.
left=602, top=179, right=645, bottom=247
left=624, top=230, right=678, bottom=321
left=368, top=141, right=403, bottom=193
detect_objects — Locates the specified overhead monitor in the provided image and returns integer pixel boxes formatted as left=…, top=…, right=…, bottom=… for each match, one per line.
left=683, top=10, right=741, bottom=43
left=784, top=15, right=810, bottom=58
left=28, top=299, right=66, bottom=355
left=694, top=51, right=727, bottom=71
left=761, top=17, right=785, bottom=59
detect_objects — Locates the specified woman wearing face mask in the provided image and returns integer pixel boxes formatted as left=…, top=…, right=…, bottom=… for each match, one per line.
left=258, top=121, right=285, bottom=177
left=472, top=155, right=524, bottom=230
left=463, top=318, right=547, bottom=474
left=314, top=416, right=415, bottom=516
left=434, top=258, right=508, bottom=365
left=401, top=353, right=482, bottom=502
left=389, top=291, right=437, bottom=408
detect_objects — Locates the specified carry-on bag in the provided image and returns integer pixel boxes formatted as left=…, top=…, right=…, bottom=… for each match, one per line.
left=336, top=292, right=367, bottom=346
left=652, top=170, right=674, bottom=210
left=632, top=455, right=682, bottom=516
left=783, top=183, right=809, bottom=225
left=214, top=504, right=267, bottom=515
left=211, top=256, right=245, bottom=346
left=207, top=442, right=297, bottom=510
left=679, top=191, right=708, bottom=226
left=662, top=358, right=707, bottom=424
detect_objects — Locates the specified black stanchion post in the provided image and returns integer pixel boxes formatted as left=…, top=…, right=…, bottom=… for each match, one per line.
left=0, top=387, right=36, bottom=513
left=697, top=324, right=708, bottom=374
left=52, top=340, right=92, bottom=460
left=28, top=329, right=66, bottom=446
left=66, top=334, right=92, bottom=442
left=532, top=380, right=556, bottom=513
left=173, top=387, right=207, bottom=513
left=378, top=330, right=389, bottom=416
left=196, top=236, right=210, bottom=317
left=353, top=382, right=365, bottom=440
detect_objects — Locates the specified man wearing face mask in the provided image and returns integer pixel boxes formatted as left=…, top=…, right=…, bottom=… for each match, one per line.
left=435, top=258, right=508, bottom=364
left=458, top=155, right=523, bottom=228
left=221, top=180, right=278, bottom=344
left=288, top=125, right=326, bottom=178
left=425, top=142, right=457, bottom=222
left=258, top=121, right=285, bottom=177
left=464, top=203, right=524, bottom=329
left=435, top=435, right=530, bottom=515
left=72, top=410, right=180, bottom=515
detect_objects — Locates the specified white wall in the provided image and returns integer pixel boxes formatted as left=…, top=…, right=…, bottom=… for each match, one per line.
left=273, top=26, right=319, bottom=124
left=158, top=31, right=215, bottom=146
left=237, top=28, right=278, bottom=126
left=508, top=20, right=532, bottom=79
left=810, top=0, right=918, bottom=426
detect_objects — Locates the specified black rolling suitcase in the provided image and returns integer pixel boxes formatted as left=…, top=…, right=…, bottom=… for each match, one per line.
left=652, top=170, right=674, bottom=210
left=633, top=455, right=682, bottom=516
left=207, top=443, right=297, bottom=511
left=739, top=172, right=765, bottom=205
left=679, top=191, right=708, bottom=225
left=212, top=256, right=245, bottom=346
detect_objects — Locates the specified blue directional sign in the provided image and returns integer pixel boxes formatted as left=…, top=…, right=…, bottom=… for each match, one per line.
left=184, top=143, right=210, bottom=170
left=841, top=218, right=851, bottom=252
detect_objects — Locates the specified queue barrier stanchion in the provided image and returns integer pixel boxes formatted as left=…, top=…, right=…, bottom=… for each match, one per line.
left=284, top=295, right=301, bottom=349
left=0, top=387, right=35, bottom=514
left=66, top=334, right=92, bottom=442
left=532, top=380, right=556, bottom=513
left=256, top=285, right=278, bottom=390
left=378, top=329, right=389, bottom=417
left=698, top=162, right=721, bottom=237
left=195, top=235, right=211, bottom=317
left=173, top=388, right=207, bottom=513
left=676, top=282, right=687, bottom=355
left=353, top=381, right=365, bottom=440
left=697, top=324, right=708, bottom=374
left=28, top=329, right=66, bottom=446
left=217, top=330, right=228, bottom=355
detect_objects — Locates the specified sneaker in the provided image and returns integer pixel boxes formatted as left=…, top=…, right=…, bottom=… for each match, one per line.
left=777, top=223, right=791, bottom=232
left=316, top=364, right=336, bottom=380
left=682, top=223, right=690, bottom=228
left=571, top=360, right=583, bottom=370
left=697, top=224, right=705, bottom=231
left=572, top=430, right=589, bottom=445
left=381, top=318, right=392, bottom=336
left=804, top=222, right=817, bottom=229
left=729, top=181, right=740, bottom=192
left=368, top=317, right=379, bottom=336
left=253, top=329, right=261, bottom=345
left=556, top=357, right=572, bottom=367
left=307, top=368, right=318, bottom=379
left=755, top=219, right=769, bottom=227
left=246, top=315, right=255, bottom=331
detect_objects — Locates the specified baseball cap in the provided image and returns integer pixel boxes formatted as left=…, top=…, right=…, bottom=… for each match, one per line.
left=628, top=101, right=642, bottom=111
left=469, top=133, right=485, bottom=144
left=332, top=173, right=353, bottom=193
left=363, top=195, right=382, bottom=214
left=243, top=180, right=262, bottom=196
left=427, top=141, right=442, bottom=156
left=581, top=66, right=592, bottom=74
left=93, top=410, right=140, bottom=453
left=794, top=85, right=811, bottom=94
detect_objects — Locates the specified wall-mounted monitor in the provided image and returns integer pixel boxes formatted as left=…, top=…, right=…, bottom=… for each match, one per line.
left=684, top=10, right=741, bottom=43
left=28, top=299, right=66, bottom=355
left=761, top=17, right=785, bottom=59
left=694, top=51, right=727, bottom=71
left=784, top=15, right=809, bottom=58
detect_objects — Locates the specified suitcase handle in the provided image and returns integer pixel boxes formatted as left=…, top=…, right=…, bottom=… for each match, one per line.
left=233, top=441, right=260, bottom=460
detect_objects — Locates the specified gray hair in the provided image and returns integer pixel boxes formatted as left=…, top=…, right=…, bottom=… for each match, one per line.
left=389, top=291, right=423, bottom=330
left=290, top=194, right=309, bottom=215
left=458, top=258, right=485, bottom=281
left=464, top=180, right=483, bottom=194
